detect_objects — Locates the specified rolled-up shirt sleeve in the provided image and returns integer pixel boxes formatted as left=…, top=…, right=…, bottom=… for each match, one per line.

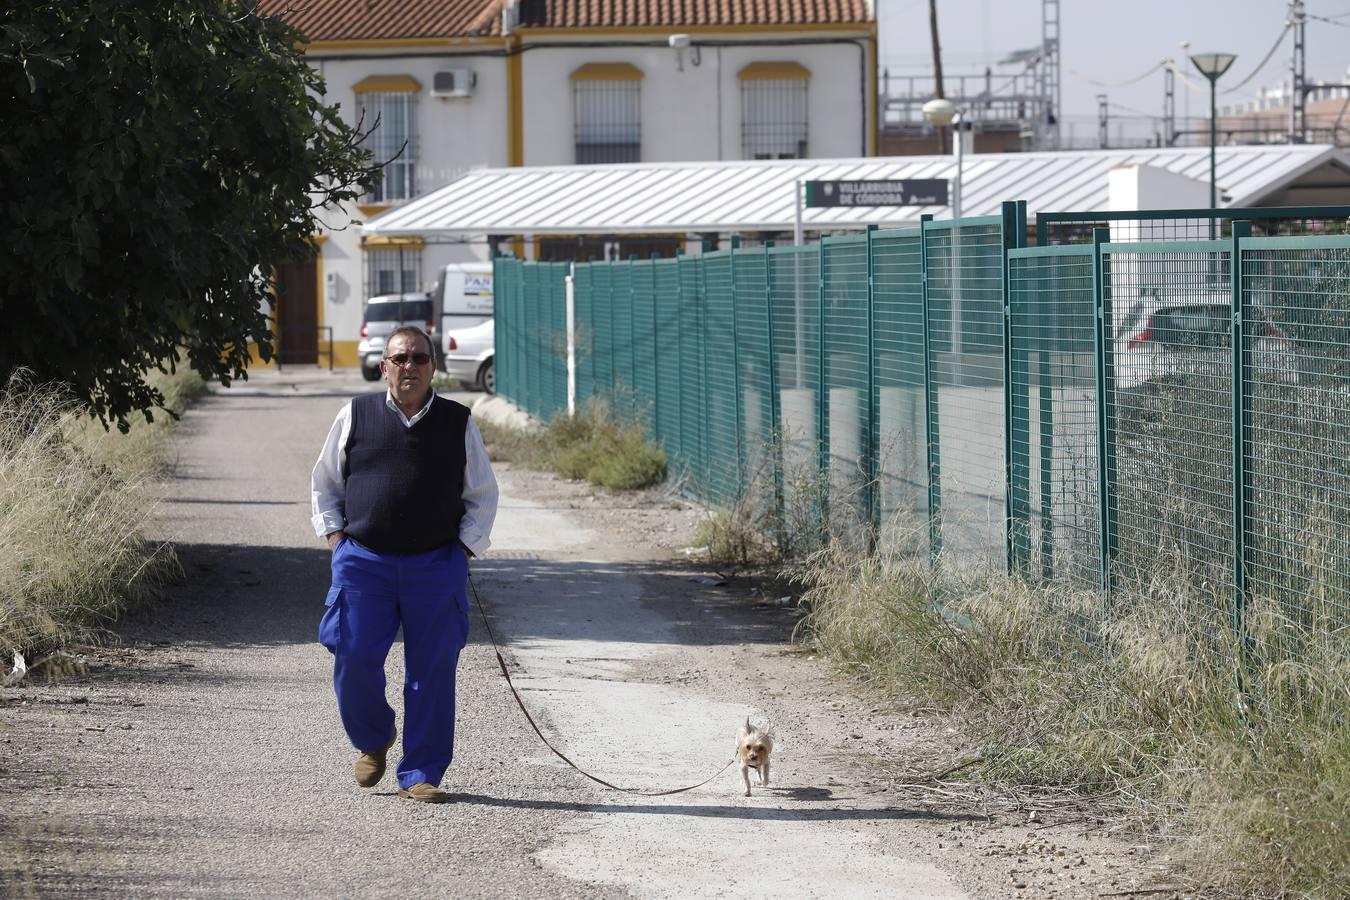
left=311, top=403, right=352, bottom=538
left=459, top=417, right=498, bottom=557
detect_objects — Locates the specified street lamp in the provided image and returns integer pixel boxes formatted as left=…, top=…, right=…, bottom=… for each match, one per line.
left=1189, top=52, right=1237, bottom=214
left=922, top=98, right=963, bottom=219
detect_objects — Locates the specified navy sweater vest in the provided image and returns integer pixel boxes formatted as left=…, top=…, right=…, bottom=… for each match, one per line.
left=342, top=392, right=469, bottom=554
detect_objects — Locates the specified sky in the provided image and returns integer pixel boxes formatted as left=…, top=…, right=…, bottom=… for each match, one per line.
left=877, top=0, right=1350, bottom=144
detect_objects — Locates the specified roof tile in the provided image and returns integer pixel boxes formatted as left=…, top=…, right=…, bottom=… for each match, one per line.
left=256, top=0, right=503, bottom=42
left=258, top=0, right=871, bottom=43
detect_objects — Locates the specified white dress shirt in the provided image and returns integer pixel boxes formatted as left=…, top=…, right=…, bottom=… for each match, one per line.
left=310, top=389, right=498, bottom=557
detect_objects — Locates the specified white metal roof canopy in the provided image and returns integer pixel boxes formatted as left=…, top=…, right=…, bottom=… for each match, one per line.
left=362, top=145, right=1350, bottom=238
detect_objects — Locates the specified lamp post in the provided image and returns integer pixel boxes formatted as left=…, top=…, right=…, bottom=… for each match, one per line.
left=1189, top=53, right=1237, bottom=215
left=923, top=97, right=965, bottom=356
left=922, top=98, right=962, bottom=219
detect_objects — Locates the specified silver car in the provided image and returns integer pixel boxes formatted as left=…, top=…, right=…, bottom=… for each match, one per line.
left=357, top=292, right=438, bottom=381
left=1114, top=292, right=1295, bottom=391
left=442, top=318, right=495, bottom=393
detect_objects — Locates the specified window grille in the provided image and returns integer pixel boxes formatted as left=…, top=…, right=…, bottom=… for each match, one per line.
left=366, top=248, right=422, bottom=299
left=574, top=80, right=640, bottom=164
left=359, top=92, right=417, bottom=202
left=742, top=79, right=808, bottom=159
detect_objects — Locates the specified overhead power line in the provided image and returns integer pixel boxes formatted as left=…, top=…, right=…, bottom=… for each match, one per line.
left=1164, top=60, right=1211, bottom=94
left=1069, top=60, right=1165, bottom=89
left=1307, top=12, right=1350, bottom=28
left=1221, top=24, right=1292, bottom=94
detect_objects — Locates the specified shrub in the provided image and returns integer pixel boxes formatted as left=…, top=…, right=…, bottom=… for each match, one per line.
left=478, top=401, right=667, bottom=491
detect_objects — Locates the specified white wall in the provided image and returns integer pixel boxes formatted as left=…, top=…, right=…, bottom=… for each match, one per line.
left=315, top=54, right=511, bottom=193
left=308, top=54, right=510, bottom=354
left=520, top=40, right=870, bottom=166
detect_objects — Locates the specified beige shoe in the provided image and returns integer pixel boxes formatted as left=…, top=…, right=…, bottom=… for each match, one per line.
left=354, top=733, right=397, bottom=788
left=398, top=782, right=450, bottom=804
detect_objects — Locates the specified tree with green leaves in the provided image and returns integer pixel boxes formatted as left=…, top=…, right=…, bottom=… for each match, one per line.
left=1, top=1, right=378, bottom=428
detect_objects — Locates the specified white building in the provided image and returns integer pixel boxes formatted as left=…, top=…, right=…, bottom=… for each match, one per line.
left=259, top=0, right=878, bottom=367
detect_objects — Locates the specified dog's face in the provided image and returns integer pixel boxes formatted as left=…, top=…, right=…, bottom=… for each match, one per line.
left=737, top=719, right=774, bottom=768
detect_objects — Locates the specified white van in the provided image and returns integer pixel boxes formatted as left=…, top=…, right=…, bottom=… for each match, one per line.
left=432, top=262, right=493, bottom=335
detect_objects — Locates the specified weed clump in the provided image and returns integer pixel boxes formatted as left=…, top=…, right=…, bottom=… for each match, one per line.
left=0, top=369, right=196, bottom=658
left=478, top=400, right=666, bottom=491
left=793, top=542, right=1350, bottom=897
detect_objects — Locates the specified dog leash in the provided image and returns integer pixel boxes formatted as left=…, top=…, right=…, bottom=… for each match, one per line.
left=467, top=572, right=736, bottom=797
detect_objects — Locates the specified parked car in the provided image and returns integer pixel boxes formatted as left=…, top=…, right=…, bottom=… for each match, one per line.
left=357, top=292, right=437, bottom=381
left=442, top=318, right=495, bottom=394
left=1113, top=292, right=1296, bottom=391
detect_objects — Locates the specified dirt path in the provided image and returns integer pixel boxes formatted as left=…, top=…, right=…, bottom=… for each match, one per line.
left=0, top=368, right=1172, bottom=898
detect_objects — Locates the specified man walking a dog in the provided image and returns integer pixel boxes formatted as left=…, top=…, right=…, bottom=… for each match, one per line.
left=310, top=325, right=498, bottom=803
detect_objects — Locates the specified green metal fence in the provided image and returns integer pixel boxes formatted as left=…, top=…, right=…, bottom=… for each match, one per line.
left=494, top=207, right=1350, bottom=655
left=495, top=203, right=1028, bottom=567
left=1036, top=205, right=1350, bottom=246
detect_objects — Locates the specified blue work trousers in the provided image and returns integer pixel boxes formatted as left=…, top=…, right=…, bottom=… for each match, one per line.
left=318, top=537, right=470, bottom=789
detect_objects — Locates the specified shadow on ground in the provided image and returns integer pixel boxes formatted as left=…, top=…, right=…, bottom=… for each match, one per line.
left=120, top=544, right=789, bottom=652
left=437, top=792, right=982, bottom=823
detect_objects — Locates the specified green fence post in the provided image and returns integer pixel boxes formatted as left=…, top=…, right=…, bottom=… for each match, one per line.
left=817, top=237, right=829, bottom=542
left=707, top=238, right=718, bottom=493
left=674, top=249, right=685, bottom=467
left=764, top=241, right=785, bottom=548
left=628, top=255, right=639, bottom=420
left=1003, top=200, right=1031, bottom=575
left=1090, top=227, right=1117, bottom=594
left=729, top=237, right=744, bottom=496
left=1036, top=253, right=1055, bottom=581
left=1231, top=220, right=1253, bottom=672
left=606, top=257, right=617, bottom=400
left=919, top=214, right=942, bottom=562
left=865, top=224, right=879, bottom=550
left=649, top=254, right=659, bottom=443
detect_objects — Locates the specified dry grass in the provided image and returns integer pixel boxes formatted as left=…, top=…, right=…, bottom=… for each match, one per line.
left=477, top=400, right=666, bottom=491
left=792, top=540, right=1349, bottom=897
left=0, top=367, right=201, bottom=658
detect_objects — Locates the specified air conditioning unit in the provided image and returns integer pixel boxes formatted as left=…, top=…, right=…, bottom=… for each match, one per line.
left=431, top=69, right=476, bottom=98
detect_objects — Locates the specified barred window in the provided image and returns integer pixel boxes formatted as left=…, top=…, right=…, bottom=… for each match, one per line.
left=574, top=79, right=640, bottom=164
left=742, top=79, right=808, bottom=159
left=366, top=248, right=422, bottom=299
left=359, top=91, right=417, bottom=202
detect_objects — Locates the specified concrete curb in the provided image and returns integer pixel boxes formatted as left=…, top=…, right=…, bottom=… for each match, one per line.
left=471, top=394, right=542, bottom=431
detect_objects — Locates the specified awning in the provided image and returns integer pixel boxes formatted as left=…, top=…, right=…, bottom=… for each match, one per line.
left=362, top=145, right=1348, bottom=237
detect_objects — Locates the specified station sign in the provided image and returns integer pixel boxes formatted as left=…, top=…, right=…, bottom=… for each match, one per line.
left=804, top=179, right=949, bottom=208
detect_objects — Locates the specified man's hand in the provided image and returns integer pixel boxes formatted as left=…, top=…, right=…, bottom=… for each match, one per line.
left=326, top=530, right=346, bottom=551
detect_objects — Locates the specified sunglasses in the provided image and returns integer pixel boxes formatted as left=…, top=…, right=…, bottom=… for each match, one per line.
left=383, top=352, right=433, bottom=367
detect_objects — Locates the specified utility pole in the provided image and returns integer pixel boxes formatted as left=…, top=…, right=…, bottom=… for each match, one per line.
left=1098, top=94, right=1109, bottom=149
left=1163, top=61, right=1177, bottom=146
left=1040, top=0, right=1062, bottom=150
left=1289, top=0, right=1307, bottom=143
left=928, top=0, right=948, bottom=153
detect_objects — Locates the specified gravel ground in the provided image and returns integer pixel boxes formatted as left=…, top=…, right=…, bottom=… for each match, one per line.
left=0, top=368, right=1183, bottom=899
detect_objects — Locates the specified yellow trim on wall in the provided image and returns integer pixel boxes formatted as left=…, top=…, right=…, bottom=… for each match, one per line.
left=363, top=236, right=426, bottom=249
left=332, top=340, right=361, bottom=369
left=570, top=62, right=644, bottom=81
left=507, top=38, right=524, bottom=166
left=867, top=33, right=879, bottom=156
left=358, top=203, right=393, bottom=218
left=738, top=61, right=811, bottom=80
left=352, top=74, right=422, bottom=93
left=314, top=244, right=325, bottom=335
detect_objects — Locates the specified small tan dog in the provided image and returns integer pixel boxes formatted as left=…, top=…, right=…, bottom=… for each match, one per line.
left=736, top=718, right=775, bottom=796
